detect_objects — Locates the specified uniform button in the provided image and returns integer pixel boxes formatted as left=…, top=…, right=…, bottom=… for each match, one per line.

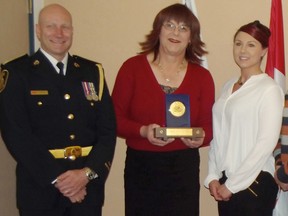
left=90, top=102, right=94, bottom=106
left=64, top=94, right=71, bottom=100
left=69, top=134, right=76, bottom=140
left=67, top=114, right=74, bottom=120
left=37, top=101, right=43, bottom=106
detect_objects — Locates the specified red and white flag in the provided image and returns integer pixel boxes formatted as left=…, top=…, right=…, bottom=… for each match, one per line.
left=265, top=0, right=286, bottom=93
left=268, top=2, right=288, bottom=216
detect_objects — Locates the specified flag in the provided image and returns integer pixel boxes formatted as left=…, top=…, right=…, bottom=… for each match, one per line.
left=183, top=0, right=209, bottom=69
left=184, top=0, right=198, bottom=17
left=268, top=2, right=288, bottom=215
left=265, top=0, right=286, bottom=93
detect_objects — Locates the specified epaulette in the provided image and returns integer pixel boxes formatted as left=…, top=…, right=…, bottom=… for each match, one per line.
left=73, top=55, right=100, bottom=65
left=2, top=54, right=29, bottom=67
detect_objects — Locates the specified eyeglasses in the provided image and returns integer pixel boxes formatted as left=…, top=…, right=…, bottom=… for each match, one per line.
left=162, top=22, right=190, bottom=33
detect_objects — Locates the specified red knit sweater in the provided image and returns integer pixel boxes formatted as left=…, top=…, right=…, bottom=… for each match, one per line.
left=112, top=54, right=215, bottom=151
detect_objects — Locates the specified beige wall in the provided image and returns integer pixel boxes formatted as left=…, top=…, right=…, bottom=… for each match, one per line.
left=0, top=1, right=28, bottom=216
left=1, top=0, right=288, bottom=215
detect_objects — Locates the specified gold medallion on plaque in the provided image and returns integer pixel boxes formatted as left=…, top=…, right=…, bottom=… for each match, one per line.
left=169, top=101, right=185, bottom=117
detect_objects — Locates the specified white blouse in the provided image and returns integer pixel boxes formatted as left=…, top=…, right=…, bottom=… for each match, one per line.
left=204, top=73, right=284, bottom=194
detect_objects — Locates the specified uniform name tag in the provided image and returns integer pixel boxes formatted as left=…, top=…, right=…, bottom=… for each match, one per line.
left=30, top=90, right=49, bottom=95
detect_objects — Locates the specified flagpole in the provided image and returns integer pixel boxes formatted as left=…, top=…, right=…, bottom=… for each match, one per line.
left=29, top=0, right=43, bottom=54
left=183, top=0, right=209, bottom=69
left=28, top=0, right=34, bottom=55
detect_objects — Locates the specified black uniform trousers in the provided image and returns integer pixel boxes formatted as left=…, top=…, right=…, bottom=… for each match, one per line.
left=218, top=171, right=278, bottom=216
left=19, top=204, right=102, bottom=216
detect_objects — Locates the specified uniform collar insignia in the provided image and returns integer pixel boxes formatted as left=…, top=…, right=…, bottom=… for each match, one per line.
left=33, top=60, right=40, bottom=66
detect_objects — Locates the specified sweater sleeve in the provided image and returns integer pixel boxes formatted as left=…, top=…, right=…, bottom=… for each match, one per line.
left=112, top=59, right=143, bottom=139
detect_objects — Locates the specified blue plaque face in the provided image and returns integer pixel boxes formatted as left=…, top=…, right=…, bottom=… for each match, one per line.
left=165, top=94, right=190, bottom=127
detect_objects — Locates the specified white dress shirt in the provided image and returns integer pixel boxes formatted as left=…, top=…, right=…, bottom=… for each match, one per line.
left=40, top=48, right=68, bottom=75
left=204, top=73, right=284, bottom=194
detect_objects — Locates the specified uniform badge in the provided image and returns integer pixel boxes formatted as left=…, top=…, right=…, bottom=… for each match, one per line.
left=0, top=69, right=9, bottom=93
left=82, top=82, right=98, bottom=101
left=33, top=60, right=40, bottom=66
left=74, top=62, right=80, bottom=68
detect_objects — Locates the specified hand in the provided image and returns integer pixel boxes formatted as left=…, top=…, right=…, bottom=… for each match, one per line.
left=275, top=166, right=288, bottom=191
left=55, top=169, right=89, bottom=198
left=140, top=124, right=174, bottom=147
left=181, top=130, right=205, bottom=148
left=68, top=187, right=87, bottom=203
left=181, top=137, right=204, bottom=148
left=208, top=180, right=222, bottom=201
left=217, top=184, right=232, bottom=201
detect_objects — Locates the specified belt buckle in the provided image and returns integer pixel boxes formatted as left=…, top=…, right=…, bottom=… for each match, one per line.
left=64, top=146, right=82, bottom=160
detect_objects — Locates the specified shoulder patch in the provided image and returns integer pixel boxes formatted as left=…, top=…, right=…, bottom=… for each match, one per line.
left=0, top=67, right=9, bottom=93
left=0, top=54, right=29, bottom=92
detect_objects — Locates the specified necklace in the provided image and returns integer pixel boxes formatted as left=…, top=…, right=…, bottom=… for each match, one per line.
left=157, top=60, right=185, bottom=82
left=237, top=76, right=243, bottom=85
left=237, top=72, right=263, bottom=86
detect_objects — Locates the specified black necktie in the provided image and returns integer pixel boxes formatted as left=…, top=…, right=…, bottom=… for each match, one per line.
left=56, top=62, right=64, bottom=76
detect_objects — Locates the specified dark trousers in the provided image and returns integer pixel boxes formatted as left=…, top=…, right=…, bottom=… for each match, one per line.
left=218, top=171, right=278, bottom=216
left=19, top=205, right=102, bottom=216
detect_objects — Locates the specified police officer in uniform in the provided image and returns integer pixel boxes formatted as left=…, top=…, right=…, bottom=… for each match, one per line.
left=0, top=4, right=116, bottom=216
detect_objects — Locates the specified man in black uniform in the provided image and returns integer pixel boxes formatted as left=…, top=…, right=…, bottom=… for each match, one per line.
left=0, top=4, right=116, bottom=216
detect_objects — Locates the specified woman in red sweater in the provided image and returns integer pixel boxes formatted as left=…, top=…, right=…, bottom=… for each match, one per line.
left=112, top=3, right=215, bottom=216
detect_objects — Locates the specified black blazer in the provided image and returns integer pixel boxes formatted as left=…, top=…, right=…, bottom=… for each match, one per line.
left=0, top=50, right=116, bottom=209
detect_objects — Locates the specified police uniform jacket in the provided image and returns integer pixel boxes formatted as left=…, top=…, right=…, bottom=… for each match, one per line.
left=0, top=50, right=116, bottom=210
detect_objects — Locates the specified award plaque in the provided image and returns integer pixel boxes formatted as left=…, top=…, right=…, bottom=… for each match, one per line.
left=154, top=94, right=204, bottom=140
left=166, top=94, right=190, bottom=127
left=154, top=127, right=204, bottom=140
